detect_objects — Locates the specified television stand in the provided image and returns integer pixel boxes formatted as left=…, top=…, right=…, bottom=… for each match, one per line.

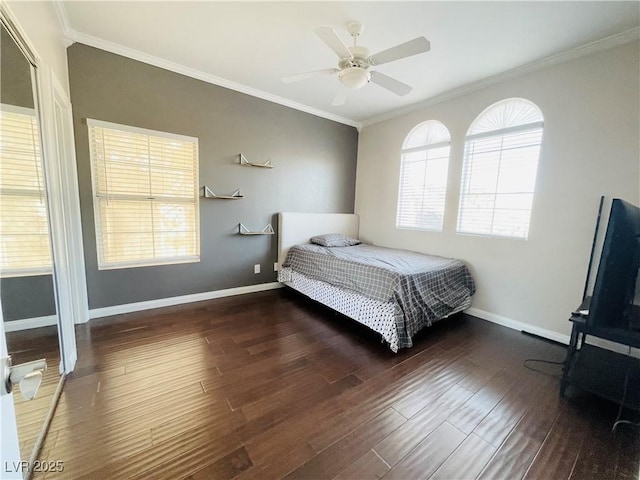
left=561, top=299, right=640, bottom=410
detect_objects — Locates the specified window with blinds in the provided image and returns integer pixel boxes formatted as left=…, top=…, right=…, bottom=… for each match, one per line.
left=0, top=106, right=52, bottom=277
left=396, top=120, right=451, bottom=231
left=87, top=119, right=200, bottom=269
left=457, top=98, right=544, bottom=240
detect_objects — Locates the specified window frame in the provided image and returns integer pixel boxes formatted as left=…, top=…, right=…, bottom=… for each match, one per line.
left=396, top=120, right=451, bottom=232
left=87, top=118, right=200, bottom=270
left=456, top=98, right=544, bottom=240
left=0, top=103, right=53, bottom=278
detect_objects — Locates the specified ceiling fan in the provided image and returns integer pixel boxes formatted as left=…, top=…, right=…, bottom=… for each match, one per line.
left=283, top=22, right=430, bottom=106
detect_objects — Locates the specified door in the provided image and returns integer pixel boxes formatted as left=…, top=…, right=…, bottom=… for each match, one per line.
left=0, top=309, right=23, bottom=480
left=0, top=6, right=84, bottom=478
left=0, top=11, right=67, bottom=474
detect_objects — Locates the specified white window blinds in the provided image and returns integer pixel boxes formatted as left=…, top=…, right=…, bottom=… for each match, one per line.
left=0, top=106, right=52, bottom=277
left=88, top=119, right=200, bottom=269
left=457, top=98, right=544, bottom=239
left=396, top=120, right=451, bottom=231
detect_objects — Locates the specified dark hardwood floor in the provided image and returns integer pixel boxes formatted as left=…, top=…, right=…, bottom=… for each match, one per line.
left=7, top=325, right=62, bottom=460
left=33, top=289, right=639, bottom=479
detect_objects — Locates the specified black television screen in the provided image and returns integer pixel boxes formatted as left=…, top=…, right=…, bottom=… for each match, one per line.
left=588, top=198, right=640, bottom=330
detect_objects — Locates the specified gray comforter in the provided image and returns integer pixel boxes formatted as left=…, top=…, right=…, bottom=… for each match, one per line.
left=282, top=243, right=476, bottom=348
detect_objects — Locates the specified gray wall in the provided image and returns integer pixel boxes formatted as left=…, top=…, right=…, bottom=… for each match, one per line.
left=1, top=27, right=34, bottom=109
left=67, top=44, right=358, bottom=310
left=1, top=276, right=56, bottom=321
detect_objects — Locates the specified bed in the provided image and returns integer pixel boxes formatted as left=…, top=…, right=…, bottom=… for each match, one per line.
left=277, top=212, right=475, bottom=352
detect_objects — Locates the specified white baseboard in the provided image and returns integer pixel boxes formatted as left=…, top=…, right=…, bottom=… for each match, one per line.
left=465, top=307, right=571, bottom=345
left=7, top=293, right=638, bottom=360
left=89, top=282, right=284, bottom=320
left=465, top=307, right=640, bottom=357
left=4, top=315, right=58, bottom=332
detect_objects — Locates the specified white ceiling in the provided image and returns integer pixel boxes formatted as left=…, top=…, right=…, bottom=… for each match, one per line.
left=59, top=1, right=640, bottom=127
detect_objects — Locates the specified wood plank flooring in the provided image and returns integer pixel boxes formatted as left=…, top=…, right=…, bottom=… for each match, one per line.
left=7, top=325, right=62, bottom=460
left=29, top=289, right=639, bottom=479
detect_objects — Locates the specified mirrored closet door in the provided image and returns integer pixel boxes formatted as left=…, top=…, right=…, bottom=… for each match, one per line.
left=0, top=20, right=64, bottom=465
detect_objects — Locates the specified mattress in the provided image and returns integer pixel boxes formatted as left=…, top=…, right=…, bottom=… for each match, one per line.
left=279, top=243, right=475, bottom=349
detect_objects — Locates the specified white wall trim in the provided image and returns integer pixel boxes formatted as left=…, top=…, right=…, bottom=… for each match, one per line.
left=89, top=282, right=283, bottom=320
left=4, top=315, right=58, bottom=332
left=53, top=7, right=360, bottom=130
left=51, top=1, right=74, bottom=47
left=466, top=307, right=571, bottom=345
left=50, top=72, right=89, bottom=328
left=466, top=307, right=640, bottom=358
left=37, top=64, right=82, bottom=374
left=361, top=26, right=640, bottom=128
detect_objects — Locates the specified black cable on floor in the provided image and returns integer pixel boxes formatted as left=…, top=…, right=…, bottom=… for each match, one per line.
left=523, top=358, right=564, bottom=378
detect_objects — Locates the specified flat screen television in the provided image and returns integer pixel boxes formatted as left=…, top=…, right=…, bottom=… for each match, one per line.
left=588, top=198, right=640, bottom=331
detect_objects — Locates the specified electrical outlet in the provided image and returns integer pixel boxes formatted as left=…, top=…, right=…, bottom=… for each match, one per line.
left=254, top=264, right=260, bottom=274
left=274, top=262, right=278, bottom=272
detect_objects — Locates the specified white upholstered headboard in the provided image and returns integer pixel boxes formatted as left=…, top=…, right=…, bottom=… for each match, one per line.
left=278, top=212, right=360, bottom=268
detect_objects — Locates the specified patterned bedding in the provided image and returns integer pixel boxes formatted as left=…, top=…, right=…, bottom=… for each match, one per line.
left=279, top=243, right=475, bottom=349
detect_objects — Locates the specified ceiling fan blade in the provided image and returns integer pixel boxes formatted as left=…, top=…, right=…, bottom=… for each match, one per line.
left=282, top=68, right=338, bottom=83
left=368, top=37, right=430, bottom=66
left=370, top=71, right=412, bottom=96
left=331, top=86, right=349, bottom=106
left=315, top=27, right=354, bottom=59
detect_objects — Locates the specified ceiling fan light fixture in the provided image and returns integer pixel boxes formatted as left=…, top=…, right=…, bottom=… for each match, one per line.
left=339, top=67, right=370, bottom=89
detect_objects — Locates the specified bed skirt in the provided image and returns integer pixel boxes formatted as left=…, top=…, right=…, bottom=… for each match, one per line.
left=281, top=268, right=401, bottom=351
left=280, top=267, right=471, bottom=352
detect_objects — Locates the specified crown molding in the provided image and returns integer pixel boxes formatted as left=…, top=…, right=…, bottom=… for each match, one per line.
left=360, top=26, right=640, bottom=128
left=51, top=1, right=74, bottom=48
left=45, top=8, right=638, bottom=132
left=63, top=27, right=361, bottom=129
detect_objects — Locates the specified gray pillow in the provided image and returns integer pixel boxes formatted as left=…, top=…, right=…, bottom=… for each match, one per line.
left=310, top=233, right=361, bottom=247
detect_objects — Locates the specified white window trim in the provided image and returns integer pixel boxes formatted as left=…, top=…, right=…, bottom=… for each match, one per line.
left=400, top=139, right=451, bottom=154
left=396, top=142, right=451, bottom=232
left=457, top=108, right=544, bottom=240
left=396, top=122, right=451, bottom=233
left=96, top=256, right=200, bottom=271
left=0, top=103, right=36, bottom=116
left=87, top=119, right=200, bottom=270
left=1, top=267, right=53, bottom=279
left=86, top=118, right=198, bottom=144
left=465, top=121, right=544, bottom=141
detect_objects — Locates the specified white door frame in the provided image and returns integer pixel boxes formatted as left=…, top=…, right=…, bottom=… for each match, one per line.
left=0, top=309, right=23, bottom=479
left=37, top=63, right=88, bottom=373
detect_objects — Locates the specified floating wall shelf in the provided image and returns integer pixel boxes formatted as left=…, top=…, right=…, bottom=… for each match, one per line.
left=238, top=223, right=275, bottom=235
left=239, top=153, right=274, bottom=169
left=203, top=186, right=243, bottom=199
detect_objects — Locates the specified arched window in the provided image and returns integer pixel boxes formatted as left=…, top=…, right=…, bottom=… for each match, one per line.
left=457, top=98, right=544, bottom=239
left=396, top=120, right=451, bottom=231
